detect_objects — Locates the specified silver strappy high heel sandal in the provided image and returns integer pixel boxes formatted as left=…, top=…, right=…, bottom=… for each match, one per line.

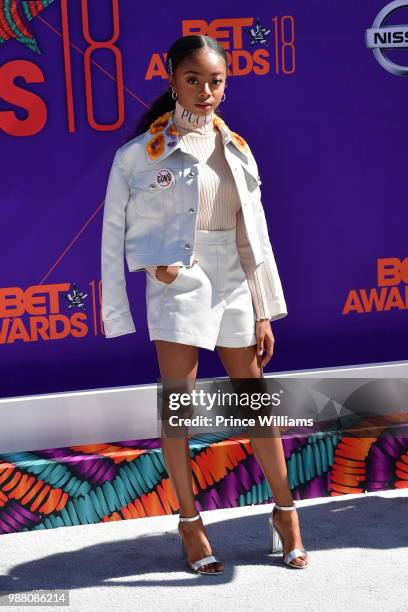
left=269, top=503, right=309, bottom=569
left=178, top=512, right=224, bottom=574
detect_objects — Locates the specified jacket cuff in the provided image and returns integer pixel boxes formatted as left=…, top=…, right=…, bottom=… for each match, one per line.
left=267, top=300, right=288, bottom=322
left=103, top=314, right=136, bottom=338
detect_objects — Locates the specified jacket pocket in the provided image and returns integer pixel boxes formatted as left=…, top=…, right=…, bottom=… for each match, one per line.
left=129, top=171, right=168, bottom=220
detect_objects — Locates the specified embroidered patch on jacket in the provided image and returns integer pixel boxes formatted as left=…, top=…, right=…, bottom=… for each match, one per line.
left=213, top=116, right=226, bottom=128
left=149, top=112, right=171, bottom=134
left=230, top=131, right=249, bottom=153
left=146, top=111, right=181, bottom=159
left=166, top=124, right=180, bottom=137
left=146, top=133, right=165, bottom=160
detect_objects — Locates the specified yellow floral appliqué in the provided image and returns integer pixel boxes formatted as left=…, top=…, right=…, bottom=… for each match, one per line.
left=146, top=133, right=165, bottom=159
left=146, top=111, right=182, bottom=159
left=213, top=115, right=226, bottom=128
left=230, top=131, right=249, bottom=153
left=166, top=124, right=180, bottom=137
left=149, top=112, right=171, bottom=134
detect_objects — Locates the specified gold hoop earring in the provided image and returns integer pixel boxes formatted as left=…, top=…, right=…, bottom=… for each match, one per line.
left=171, top=89, right=178, bottom=100
left=220, top=93, right=226, bottom=103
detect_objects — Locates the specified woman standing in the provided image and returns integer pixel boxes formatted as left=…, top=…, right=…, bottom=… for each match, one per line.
left=101, top=34, right=309, bottom=574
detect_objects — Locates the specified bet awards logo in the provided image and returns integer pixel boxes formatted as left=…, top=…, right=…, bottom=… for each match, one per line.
left=343, top=257, right=408, bottom=315
left=0, top=282, right=90, bottom=343
left=366, top=1, right=408, bottom=76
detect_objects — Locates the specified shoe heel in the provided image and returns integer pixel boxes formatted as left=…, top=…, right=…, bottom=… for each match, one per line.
left=179, top=534, right=186, bottom=559
left=269, top=516, right=283, bottom=554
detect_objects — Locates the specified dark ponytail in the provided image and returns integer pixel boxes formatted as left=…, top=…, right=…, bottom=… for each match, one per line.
left=124, top=35, right=228, bottom=142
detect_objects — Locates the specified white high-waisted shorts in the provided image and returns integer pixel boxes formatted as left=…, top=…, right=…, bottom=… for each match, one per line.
left=145, top=227, right=257, bottom=351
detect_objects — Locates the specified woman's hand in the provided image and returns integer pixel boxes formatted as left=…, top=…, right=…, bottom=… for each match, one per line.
left=154, top=260, right=198, bottom=284
left=155, top=265, right=181, bottom=284
left=255, top=319, right=274, bottom=369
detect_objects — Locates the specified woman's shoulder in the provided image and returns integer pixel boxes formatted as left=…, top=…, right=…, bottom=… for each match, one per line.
left=217, top=115, right=255, bottom=160
left=110, top=131, right=148, bottom=176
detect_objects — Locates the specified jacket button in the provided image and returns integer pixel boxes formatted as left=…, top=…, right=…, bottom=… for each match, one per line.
left=184, top=243, right=191, bottom=250
left=188, top=208, right=195, bottom=213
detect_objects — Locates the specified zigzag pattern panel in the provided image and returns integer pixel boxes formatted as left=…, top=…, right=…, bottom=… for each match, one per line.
left=0, top=431, right=407, bottom=535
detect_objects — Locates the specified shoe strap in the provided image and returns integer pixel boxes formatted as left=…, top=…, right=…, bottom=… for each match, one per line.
left=284, top=548, right=308, bottom=565
left=191, top=555, right=220, bottom=571
left=274, top=503, right=296, bottom=511
left=179, top=512, right=201, bottom=522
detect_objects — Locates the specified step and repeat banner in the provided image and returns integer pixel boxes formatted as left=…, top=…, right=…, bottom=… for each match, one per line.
left=1, top=1, right=407, bottom=397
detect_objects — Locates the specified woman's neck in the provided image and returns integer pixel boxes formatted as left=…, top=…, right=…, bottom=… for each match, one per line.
left=172, top=100, right=215, bottom=135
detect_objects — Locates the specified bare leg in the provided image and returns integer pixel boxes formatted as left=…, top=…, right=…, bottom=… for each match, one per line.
left=156, top=339, right=224, bottom=573
left=216, top=343, right=308, bottom=567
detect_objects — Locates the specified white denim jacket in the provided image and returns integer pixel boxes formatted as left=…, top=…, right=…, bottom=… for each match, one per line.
left=101, top=111, right=287, bottom=338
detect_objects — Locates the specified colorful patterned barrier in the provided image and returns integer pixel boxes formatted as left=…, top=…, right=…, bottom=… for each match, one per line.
left=1, top=429, right=407, bottom=535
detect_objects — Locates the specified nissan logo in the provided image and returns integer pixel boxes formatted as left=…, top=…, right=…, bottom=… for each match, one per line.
left=366, top=0, right=408, bottom=75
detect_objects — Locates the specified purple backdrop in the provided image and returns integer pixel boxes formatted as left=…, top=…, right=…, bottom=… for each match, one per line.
left=1, top=0, right=407, bottom=398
